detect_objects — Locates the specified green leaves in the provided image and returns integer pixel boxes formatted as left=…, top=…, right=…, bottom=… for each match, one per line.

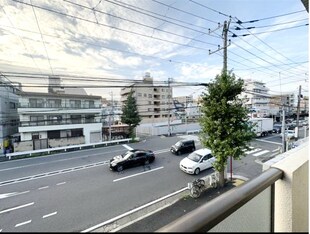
left=199, top=71, right=255, bottom=173
left=121, top=90, right=141, bottom=138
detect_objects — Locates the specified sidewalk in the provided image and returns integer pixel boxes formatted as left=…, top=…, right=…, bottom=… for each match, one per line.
left=113, top=179, right=244, bottom=232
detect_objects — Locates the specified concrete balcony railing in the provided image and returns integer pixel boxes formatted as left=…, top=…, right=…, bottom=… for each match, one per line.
left=157, top=140, right=308, bottom=232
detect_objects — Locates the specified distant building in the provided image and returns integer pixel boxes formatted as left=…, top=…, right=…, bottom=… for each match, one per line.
left=0, top=76, right=19, bottom=155
left=15, top=76, right=103, bottom=152
left=240, top=79, right=271, bottom=117
left=120, top=72, right=172, bottom=124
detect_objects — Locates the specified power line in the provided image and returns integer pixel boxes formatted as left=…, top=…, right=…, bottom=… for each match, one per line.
left=230, top=23, right=308, bottom=36
left=235, top=10, right=306, bottom=24
left=63, top=0, right=219, bottom=47
left=11, top=0, right=217, bottom=52
left=30, top=0, right=54, bottom=75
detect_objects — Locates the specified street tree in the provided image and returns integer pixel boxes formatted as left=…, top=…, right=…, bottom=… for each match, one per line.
left=199, top=71, right=255, bottom=187
left=121, top=90, right=142, bottom=139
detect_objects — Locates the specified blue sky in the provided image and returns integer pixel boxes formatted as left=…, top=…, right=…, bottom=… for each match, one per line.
left=0, top=0, right=308, bottom=100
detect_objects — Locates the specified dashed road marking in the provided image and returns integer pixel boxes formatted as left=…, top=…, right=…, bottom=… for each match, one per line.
left=122, top=144, right=133, bottom=150
left=56, top=182, right=66, bottom=186
left=113, top=166, right=164, bottom=182
left=0, top=202, right=34, bottom=214
left=15, top=220, right=31, bottom=227
left=38, top=186, right=49, bottom=190
left=43, top=211, right=57, bottom=219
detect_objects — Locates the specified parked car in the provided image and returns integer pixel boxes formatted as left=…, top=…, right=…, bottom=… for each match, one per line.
left=280, top=130, right=295, bottom=139
left=273, top=124, right=282, bottom=133
left=170, top=139, right=196, bottom=155
left=179, top=148, right=215, bottom=175
left=109, top=149, right=155, bottom=172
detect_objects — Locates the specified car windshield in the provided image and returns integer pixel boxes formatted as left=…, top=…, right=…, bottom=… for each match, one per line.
left=122, top=151, right=134, bottom=159
left=174, top=141, right=182, bottom=147
left=187, top=152, right=202, bottom=162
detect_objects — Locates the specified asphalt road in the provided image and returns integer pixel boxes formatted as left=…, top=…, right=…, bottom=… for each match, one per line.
left=0, top=133, right=285, bottom=232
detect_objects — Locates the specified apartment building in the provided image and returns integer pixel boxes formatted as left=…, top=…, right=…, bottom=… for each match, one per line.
left=241, top=79, right=271, bottom=117
left=120, top=72, right=172, bottom=124
left=0, top=76, right=19, bottom=155
left=16, top=90, right=103, bottom=151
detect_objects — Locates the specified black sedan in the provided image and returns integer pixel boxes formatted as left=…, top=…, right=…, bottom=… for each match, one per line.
left=109, top=149, right=155, bottom=172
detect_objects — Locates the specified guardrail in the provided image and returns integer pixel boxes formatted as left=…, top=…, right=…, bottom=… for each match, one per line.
left=186, top=129, right=201, bottom=134
left=6, top=138, right=132, bottom=160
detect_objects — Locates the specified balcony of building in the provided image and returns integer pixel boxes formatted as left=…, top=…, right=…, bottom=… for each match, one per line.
left=157, top=140, right=308, bottom=232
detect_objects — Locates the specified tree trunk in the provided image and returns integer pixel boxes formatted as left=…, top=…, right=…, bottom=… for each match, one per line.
left=219, top=170, right=225, bottom=188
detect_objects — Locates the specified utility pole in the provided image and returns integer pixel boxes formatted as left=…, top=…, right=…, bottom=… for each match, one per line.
left=108, top=91, right=114, bottom=141
left=167, top=78, right=173, bottom=136
left=209, top=19, right=231, bottom=75
left=209, top=19, right=231, bottom=180
left=282, top=109, right=286, bottom=152
left=295, top=85, right=302, bottom=140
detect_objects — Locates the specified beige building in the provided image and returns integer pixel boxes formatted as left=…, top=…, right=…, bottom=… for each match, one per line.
left=120, top=72, right=172, bottom=124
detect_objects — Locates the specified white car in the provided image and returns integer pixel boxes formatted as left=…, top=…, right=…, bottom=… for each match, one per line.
left=281, top=130, right=295, bottom=139
left=179, top=148, right=215, bottom=175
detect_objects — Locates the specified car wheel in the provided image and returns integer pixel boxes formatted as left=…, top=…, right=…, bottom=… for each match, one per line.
left=116, top=165, right=123, bottom=172
left=194, top=168, right=200, bottom=175
left=144, top=159, right=150, bottom=165
left=192, top=147, right=195, bottom=152
left=177, top=151, right=181, bottom=155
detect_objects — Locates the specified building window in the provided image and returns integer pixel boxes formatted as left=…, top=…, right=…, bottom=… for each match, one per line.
left=148, top=101, right=152, bottom=104
left=162, top=95, right=165, bottom=99
left=70, top=100, right=81, bottom=108
left=138, top=93, right=142, bottom=97
left=9, top=102, right=16, bottom=109
left=144, top=93, right=147, bottom=97
left=71, top=115, right=82, bottom=124
left=148, top=94, right=152, bottom=98
left=47, top=99, right=61, bottom=108
left=29, top=98, right=44, bottom=108
left=30, top=116, right=44, bottom=126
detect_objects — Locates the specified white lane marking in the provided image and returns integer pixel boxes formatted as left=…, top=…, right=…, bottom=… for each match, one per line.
left=245, top=148, right=261, bottom=154
left=253, top=150, right=270, bottom=157
left=42, top=211, right=57, bottom=218
left=254, top=139, right=282, bottom=145
left=0, top=161, right=109, bottom=187
left=0, top=148, right=125, bottom=172
left=0, top=191, right=29, bottom=199
left=56, top=182, right=66, bottom=186
left=15, top=220, right=31, bottom=227
left=0, top=202, right=34, bottom=215
left=0, top=149, right=169, bottom=187
left=122, top=144, right=133, bottom=150
left=272, top=148, right=280, bottom=152
left=113, top=166, right=164, bottom=182
left=38, top=186, right=49, bottom=190
left=81, top=186, right=188, bottom=233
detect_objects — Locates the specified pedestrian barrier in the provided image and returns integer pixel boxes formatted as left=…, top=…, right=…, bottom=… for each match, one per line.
left=5, top=138, right=132, bottom=160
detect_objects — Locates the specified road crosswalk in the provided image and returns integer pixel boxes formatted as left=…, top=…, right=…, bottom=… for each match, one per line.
left=178, top=135, right=276, bottom=158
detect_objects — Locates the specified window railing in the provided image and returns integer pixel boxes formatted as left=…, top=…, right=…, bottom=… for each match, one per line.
left=19, top=118, right=102, bottom=127
left=156, top=168, right=283, bottom=232
left=18, top=103, right=101, bottom=109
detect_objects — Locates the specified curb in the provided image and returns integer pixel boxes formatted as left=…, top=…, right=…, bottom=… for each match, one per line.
left=82, top=187, right=189, bottom=233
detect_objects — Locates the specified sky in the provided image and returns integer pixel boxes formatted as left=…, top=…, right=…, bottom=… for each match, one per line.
left=0, top=0, right=309, bottom=101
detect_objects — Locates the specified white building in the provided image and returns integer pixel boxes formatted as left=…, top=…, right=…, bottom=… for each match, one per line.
left=120, top=72, right=172, bottom=124
left=0, top=76, right=19, bottom=155
left=241, top=79, right=271, bottom=117
left=17, top=91, right=103, bottom=151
